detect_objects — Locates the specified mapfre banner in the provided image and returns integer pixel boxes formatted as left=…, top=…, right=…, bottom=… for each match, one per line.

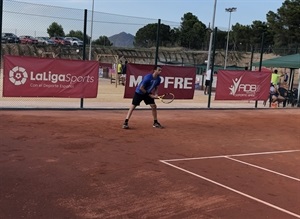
left=124, top=64, right=196, bottom=99
left=3, top=55, right=99, bottom=98
left=215, top=70, right=271, bottom=100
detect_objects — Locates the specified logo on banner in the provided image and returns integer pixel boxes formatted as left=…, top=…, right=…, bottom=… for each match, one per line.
left=229, top=76, right=259, bottom=97
left=229, top=77, right=243, bottom=95
left=9, top=66, right=28, bottom=86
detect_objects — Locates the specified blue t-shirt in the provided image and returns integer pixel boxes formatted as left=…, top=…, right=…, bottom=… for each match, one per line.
left=135, top=73, right=161, bottom=94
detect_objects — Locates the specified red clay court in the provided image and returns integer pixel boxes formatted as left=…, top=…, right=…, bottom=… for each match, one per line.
left=0, top=109, right=299, bottom=219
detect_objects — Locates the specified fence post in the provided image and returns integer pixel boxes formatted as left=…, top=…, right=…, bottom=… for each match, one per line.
left=80, top=9, right=88, bottom=109
left=155, top=19, right=161, bottom=66
left=207, top=27, right=217, bottom=108
left=0, top=0, right=3, bottom=68
left=255, top=32, right=265, bottom=108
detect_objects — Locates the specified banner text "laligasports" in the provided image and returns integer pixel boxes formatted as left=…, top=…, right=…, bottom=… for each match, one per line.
left=30, top=71, right=95, bottom=84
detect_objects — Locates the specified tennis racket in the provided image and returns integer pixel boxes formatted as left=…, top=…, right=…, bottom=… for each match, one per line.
left=157, top=93, right=175, bottom=104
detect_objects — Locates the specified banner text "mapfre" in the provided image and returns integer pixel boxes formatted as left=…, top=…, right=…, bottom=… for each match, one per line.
left=128, top=75, right=193, bottom=89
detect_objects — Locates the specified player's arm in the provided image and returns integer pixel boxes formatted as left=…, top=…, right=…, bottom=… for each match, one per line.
left=151, top=78, right=162, bottom=98
left=140, top=85, right=158, bottom=99
left=151, top=87, right=159, bottom=98
left=139, top=85, right=147, bottom=94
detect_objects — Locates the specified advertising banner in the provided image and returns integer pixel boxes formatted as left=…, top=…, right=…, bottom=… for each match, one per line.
left=215, top=70, right=271, bottom=100
left=124, top=64, right=196, bottom=99
left=3, top=55, right=99, bottom=98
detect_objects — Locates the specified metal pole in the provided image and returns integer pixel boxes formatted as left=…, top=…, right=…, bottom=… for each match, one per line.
left=297, top=73, right=300, bottom=107
left=258, top=32, right=265, bottom=72
left=224, top=7, right=237, bottom=69
left=255, top=32, right=265, bottom=108
left=206, top=0, right=217, bottom=71
left=154, top=19, right=161, bottom=66
left=88, top=0, right=94, bottom=60
left=80, top=9, right=88, bottom=109
left=0, top=0, right=3, bottom=68
left=249, top=45, right=254, bottom=70
left=83, top=10, right=87, bottom=61
left=208, top=27, right=218, bottom=108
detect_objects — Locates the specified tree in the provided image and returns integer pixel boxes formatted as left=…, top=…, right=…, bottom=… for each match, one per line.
left=93, top=36, right=113, bottom=46
left=214, top=30, right=227, bottom=50
left=250, top=20, right=273, bottom=50
left=134, top=14, right=208, bottom=49
left=230, top=21, right=274, bottom=53
left=178, top=13, right=206, bottom=49
left=267, top=0, right=300, bottom=54
left=134, top=23, right=172, bottom=48
left=47, top=22, right=65, bottom=37
left=169, top=28, right=181, bottom=47
left=66, top=30, right=84, bottom=40
left=231, top=23, right=252, bottom=52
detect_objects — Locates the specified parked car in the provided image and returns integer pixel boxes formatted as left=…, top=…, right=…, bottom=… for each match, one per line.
left=1, top=33, right=20, bottom=43
left=64, top=37, right=83, bottom=46
left=36, top=37, right=56, bottom=45
left=50, top=37, right=71, bottom=46
left=19, top=35, right=38, bottom=44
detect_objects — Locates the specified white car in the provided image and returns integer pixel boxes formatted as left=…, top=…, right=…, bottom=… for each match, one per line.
left=36, top=37, right=56, bottom=45
left=64, top=37, right=83, bottom=46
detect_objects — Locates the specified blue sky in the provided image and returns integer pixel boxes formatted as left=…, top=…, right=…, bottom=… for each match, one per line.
left=5, top=0, right=285, bottom=37
left=13, top=0, right=284, bottom=28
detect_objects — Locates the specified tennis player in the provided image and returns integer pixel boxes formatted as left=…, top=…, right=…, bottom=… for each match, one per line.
left=122, top=65, right=163, bottom=129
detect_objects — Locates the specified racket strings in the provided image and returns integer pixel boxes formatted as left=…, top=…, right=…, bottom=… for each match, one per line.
left=160, top=93, right=175, bottom=104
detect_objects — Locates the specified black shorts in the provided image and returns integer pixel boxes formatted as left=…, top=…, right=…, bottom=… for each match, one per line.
left=205, top=80, right=211, bottom=86
left=132, top=92, right=155, bottom=106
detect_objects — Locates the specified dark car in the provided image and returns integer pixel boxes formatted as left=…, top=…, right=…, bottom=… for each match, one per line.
left=1, top=33, right=20, bottom=43
left=19, top=35, right=38, bottom=44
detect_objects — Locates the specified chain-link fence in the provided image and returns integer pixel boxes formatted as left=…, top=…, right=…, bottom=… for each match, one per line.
left=0, top=0, right=299, bottom=109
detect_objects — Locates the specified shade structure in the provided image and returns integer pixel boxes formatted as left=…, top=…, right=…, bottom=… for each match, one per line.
left=252, top=53, right=300, bottom=69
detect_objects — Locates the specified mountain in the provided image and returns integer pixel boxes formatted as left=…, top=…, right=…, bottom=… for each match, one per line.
left=108, top=32, right=134, bottom=48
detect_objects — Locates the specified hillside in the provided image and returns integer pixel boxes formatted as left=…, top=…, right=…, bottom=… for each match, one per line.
left=109, top=32, right=134, bottom=48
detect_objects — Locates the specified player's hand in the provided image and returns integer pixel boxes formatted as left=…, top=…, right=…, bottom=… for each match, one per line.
left=149, top=94, right=158, bottom=99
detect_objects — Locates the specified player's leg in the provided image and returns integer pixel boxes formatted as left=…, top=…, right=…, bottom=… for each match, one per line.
left=123, top=104, right=135, bottom=129
left=126, top=104, right=136, bottom=120
left=149, top=103, right=157, bottom=120
left=204, top=80, right=209, bottom=95
left=123, top=93, right=142, bottom=129
left=149, top=103, right=162, bottom=128
left=144, top=95, right=162, bottom=128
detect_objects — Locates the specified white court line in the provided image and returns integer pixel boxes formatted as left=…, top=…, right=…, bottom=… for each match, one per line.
left=161, top=149, right=300, bottom=162
left=226, top=156, right=300, bottom=182
left=160, top=160, right=300, bottom=218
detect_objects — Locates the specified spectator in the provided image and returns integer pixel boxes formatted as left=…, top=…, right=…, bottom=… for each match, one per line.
left=271, top=69, right=283, bottom=87
left=204, top=66, right=212, bottom=95
left=283, top=72, right=289, bottom=83
left=99, top=65, right=103, bottom=78
left=270, top=84, right=285, bottom=106
left=117, top=60, right=123, bottom=84
left=121, top=60, right=128, bottom=85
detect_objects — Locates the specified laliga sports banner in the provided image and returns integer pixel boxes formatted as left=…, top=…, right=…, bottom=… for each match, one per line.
left=3, top=55, right=99, bottom=98
left=124, top=63, right=196, bottom=99
left=215, top=70, right=271, bottom=100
